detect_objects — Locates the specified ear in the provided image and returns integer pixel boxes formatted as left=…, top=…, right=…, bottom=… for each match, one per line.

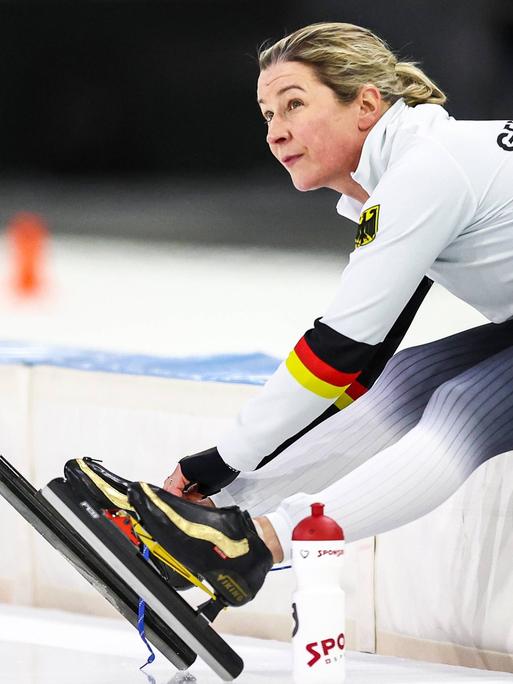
left=357, top=85, right=384, bottom=132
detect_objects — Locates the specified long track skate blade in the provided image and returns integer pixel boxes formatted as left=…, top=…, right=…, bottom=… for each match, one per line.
left=42, top=477, right=244, bottom=682
left=0, top=456, right=194, bottom=671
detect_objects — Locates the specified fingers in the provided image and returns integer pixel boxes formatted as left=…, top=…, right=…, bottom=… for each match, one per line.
left=163, top=464, right=188, bottom=495
left=163, top=467, right=214, bottom=506
left=181, top=483, right=205, bottom=503
left=163, top=464, right=204, bottom=501
left=163, top=476, right=182, bottom=495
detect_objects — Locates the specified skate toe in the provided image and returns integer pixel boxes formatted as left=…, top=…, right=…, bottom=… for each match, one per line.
left=64, top=458, right=133, bottom=511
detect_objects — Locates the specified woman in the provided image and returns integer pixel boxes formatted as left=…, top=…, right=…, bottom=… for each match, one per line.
left=67, top=23, right=513, bottom=608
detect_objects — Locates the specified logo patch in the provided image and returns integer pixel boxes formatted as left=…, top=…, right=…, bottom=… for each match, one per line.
left=216, top=573, right=248, bottom=602
left=355, top=205, right=380, bottom=248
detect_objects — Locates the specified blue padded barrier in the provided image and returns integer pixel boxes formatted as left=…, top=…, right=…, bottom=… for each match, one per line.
left=0, top=341, right=281, bottom=386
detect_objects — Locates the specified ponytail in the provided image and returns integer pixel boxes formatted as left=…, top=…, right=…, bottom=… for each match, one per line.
left=394, top=62, right=446, bottom=106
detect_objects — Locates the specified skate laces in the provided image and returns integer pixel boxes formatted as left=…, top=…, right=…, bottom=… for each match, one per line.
left=137, top=544, right=156, bottom=669
left=106, top=509, right=216, bottom=599
left=132, top=519, right=217, bottom=600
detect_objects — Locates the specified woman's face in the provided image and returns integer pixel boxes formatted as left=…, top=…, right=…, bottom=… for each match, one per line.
left=257, top=61, right=375, bottom=196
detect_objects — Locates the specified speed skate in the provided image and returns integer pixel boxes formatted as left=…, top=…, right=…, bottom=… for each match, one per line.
left=0, top=455, right=244, bottom=681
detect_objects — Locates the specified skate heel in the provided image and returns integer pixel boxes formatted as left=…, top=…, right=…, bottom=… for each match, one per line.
left=197, top=596, right=228, bottom=622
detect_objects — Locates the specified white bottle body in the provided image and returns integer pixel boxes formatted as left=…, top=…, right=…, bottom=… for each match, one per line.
left=292, top=539, right=345, bottom=684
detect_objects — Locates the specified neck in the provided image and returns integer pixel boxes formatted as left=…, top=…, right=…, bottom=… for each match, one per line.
left=339, top=176, right=369, bottom=204
left=343, top=101, right=392, bottom=203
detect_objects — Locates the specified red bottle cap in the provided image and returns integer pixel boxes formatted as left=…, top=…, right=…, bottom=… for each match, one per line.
left=292, top=502, right=344, bottom=541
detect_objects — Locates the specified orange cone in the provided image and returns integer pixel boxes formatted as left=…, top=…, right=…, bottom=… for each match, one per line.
left=7, top=212, right=49, bottom=296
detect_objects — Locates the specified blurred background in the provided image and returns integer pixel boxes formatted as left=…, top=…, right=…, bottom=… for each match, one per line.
left=0, top=0, right=512, bottom=250
left=0, top=0, right=504, bottom=355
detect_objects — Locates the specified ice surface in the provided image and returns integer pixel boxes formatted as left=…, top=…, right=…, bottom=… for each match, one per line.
left=1, top=605, right=512, bottom=684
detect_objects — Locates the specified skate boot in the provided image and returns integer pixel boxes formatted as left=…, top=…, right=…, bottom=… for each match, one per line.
left=64, top=458, right=133, bottom=511
left=128, top=482, right=273, bottom=613
left=64, top=458, right=194, bottom=591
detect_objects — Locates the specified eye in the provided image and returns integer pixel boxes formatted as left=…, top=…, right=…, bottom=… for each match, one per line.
left=262, top=111, right=273, bottom=124
left=287, top=98, right=303, bottom=111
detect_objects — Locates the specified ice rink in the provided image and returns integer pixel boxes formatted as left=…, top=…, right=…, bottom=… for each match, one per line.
left=0, top=234, right=509, bottom=684
left=3, top=604, right=513, bottom=684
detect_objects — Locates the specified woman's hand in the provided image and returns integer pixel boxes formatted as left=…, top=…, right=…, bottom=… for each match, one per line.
left=163, top=447, right=238, bottom=508
left=163, top=464, right=214, bottom=507
left=163, top=463, right=190, bottom=496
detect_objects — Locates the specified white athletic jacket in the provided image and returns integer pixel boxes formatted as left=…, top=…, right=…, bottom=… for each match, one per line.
left=216, top=99, right=513, bottom=472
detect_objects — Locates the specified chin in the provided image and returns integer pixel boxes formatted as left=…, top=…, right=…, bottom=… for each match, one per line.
left=290, top=175, right=321, bottom=192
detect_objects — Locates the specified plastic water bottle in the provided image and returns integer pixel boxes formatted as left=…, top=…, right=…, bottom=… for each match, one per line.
left=291, top=502, right=345, bottom=684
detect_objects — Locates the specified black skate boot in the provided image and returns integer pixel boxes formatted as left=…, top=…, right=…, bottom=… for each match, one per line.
left=64, top=458, right=194, bottom=591
left=128, top=482, right=273, bottom=613
left=64, top=458, right=133, bottom=511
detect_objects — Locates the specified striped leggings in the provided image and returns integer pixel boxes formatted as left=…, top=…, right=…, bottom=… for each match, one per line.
left=212, top=319, right=513, bottom=561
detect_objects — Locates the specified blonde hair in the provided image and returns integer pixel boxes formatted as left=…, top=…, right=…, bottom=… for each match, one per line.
left=259, top=22, right=446, bottom=107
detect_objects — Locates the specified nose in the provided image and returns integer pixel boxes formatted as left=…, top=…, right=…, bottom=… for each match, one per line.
left=266, top=116, right=291, bottom=146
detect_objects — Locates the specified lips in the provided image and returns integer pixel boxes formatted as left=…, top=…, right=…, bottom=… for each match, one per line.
left=282, top=154, right=303, bottom=167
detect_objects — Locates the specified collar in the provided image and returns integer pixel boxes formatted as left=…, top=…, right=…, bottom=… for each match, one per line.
left=336, top=98, right=407, bottom=222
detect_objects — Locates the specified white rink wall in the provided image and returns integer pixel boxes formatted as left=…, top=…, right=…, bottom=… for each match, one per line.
left=375, top=451, right=513, bottom=671
left=0, top=236, right=511, bottom=672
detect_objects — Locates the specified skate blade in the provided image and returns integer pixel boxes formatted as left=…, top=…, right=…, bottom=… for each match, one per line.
left=0, top=459, right=195, bottom=671
left=41, top=479, right=243, bottom=681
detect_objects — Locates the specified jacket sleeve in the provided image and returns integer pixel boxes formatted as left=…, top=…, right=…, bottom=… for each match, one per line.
left=254, top=275, right=433, bottom=471
left=216, top=141, right=476, bottom=472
